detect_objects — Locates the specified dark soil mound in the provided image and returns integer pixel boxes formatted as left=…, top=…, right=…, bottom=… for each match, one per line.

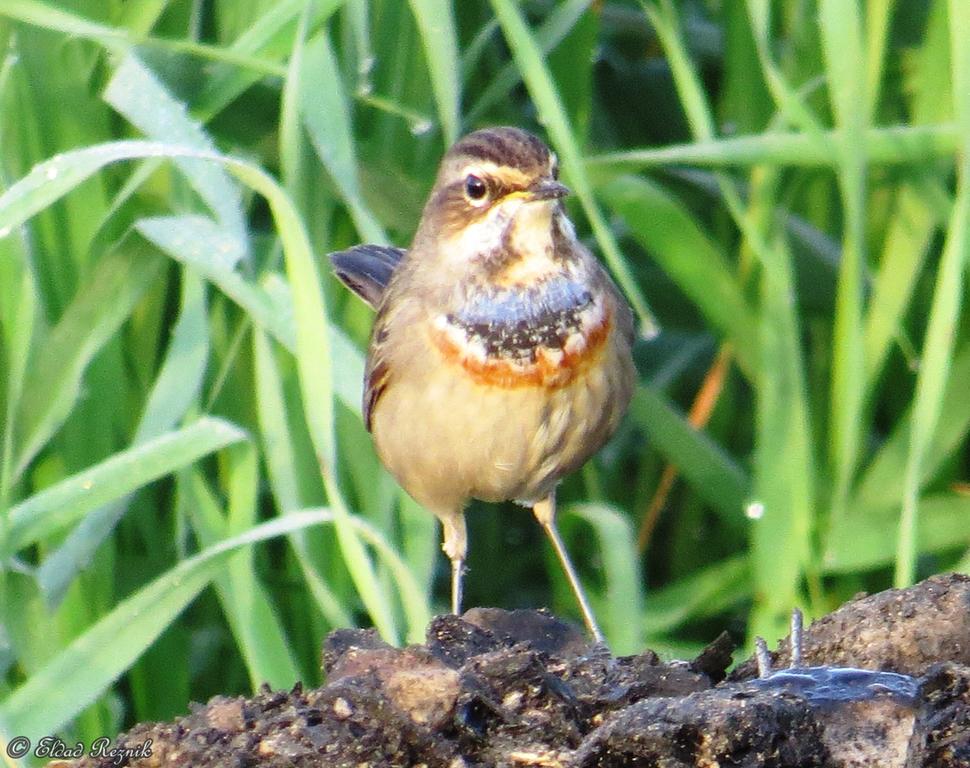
left=68, top=573, right=970, bottom=767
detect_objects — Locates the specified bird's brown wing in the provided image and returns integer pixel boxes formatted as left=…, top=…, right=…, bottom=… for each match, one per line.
left=362, top=312, right=393, bottom=433
left=329, top=244, right=406, bottom=309
left=327, top=244, right=406, bottom=429
left=592, top=255, right=636, bottom=348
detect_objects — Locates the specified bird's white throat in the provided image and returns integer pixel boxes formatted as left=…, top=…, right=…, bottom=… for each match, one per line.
left=443, top=197, right=570, bottom=289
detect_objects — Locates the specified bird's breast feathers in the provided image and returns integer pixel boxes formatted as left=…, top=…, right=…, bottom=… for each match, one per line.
left=428, top=273, right=613, bottom=389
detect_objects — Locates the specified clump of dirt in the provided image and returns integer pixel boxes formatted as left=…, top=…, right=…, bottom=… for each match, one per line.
left=730, top=572, right=970, bottom=679
left=67, top=573, right=970, bottom=767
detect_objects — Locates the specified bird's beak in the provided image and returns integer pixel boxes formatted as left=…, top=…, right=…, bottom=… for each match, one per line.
left=527, top=180, right=571, bottom=201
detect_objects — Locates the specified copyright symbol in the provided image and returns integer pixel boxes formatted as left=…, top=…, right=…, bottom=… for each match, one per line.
left=6, top=736, right=30, bottom=759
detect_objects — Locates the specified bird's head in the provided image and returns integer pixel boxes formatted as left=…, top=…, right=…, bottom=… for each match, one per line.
left=415, top=127, right=573, bottom=285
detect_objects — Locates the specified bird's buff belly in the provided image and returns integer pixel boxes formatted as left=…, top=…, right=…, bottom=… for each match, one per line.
left=370, top=306, right=632, bottom=514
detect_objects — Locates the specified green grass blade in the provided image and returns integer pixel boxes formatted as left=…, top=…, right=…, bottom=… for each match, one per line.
left=908, top=0, right=954, bottom=126
left=0, top=141, right=363, bottom=426
left=865, top=0, right=894, bottom=121
left=333, top=511, right=432, bottom=644
left=6, top=417, right=246, bottom=552
left=133, top=270, right=210, bottom=444
left=587, top=124, right=958, bottom=172
left=896, top=0, right=970, bottom=586
left=0, top=141, right=165, bottom=233
left=252, top=332, right=303, bottom=512
left=114, top=0, right=168, bottom=36
left=586, top=124, right=958, bottom=173
left=0, top=0, right=293, bottom=77
left=720, top=1, right=772, bottom=134
left=644, top=555, right=750, bottom=636
left=864, top=0, right=951, bottom=389
left=748, top=171, right=816, bottom=644
left=279, top=0, right=310, bottom=196
left=136, top=214, right=289, bottom=333
left=820, top=1, right=870, bottom=135
left=261, top=275, right=366, bottom=418
left=396, top=493, right=438, bottom=603
left=863, top=186, right=936, bottom=386
left=465, top=0, right=590, bottom=125
left=0, top=509, right=336, bottom=742
left=489, top=0, right=656, bottom=335
left=104, top=54, right=248, bottom=244
left=219, top=152, right=400, bottom=642
left=193, top=0, right=346, bottom=121
left=742, top=0, right=826, bottom=133
left=853, top=338, right=970, bottom=513
left=35, top=270, right=210, bottom=604
left=0, top=0, right=129, bottom=50
left=826, top=493, right=970, bottom=574
left=407, top=0, right=461, bottom=143
left=597, top=174, right=759, bottom=376
left=627, top=386, right=750, bottom=520
left=820, top=0, right=869, bottom=525
left=182, top=454, right=303, bottom=689
left=134, top=214, right=367, bottom=418
left=567, top=503, right=644, bottom=654
left=300, top=30, right=386, bottom=243
left=343, top=0, right=374, bottom=93
left=642, top=0, right=782, bottom=311
left=252, top=329, right=355, bottom=629
left=12, top=243, right=163, bottom=478
left=643, top=0, right=715, bottom=138
left=0, top=231, right=39, bottom=512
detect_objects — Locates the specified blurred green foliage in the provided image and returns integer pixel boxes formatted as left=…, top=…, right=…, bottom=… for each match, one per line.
left=0, top=0, right=967, bottom=753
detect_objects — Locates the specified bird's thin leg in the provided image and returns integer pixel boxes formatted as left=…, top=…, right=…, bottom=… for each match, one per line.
left=440, top=513, right=467, bottom=616
left=533, top=493, right=605, bottom=643
left=451, top=559, right=464, bottom=616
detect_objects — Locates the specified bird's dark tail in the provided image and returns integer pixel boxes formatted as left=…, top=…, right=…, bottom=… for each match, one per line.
left=328, top=244, right=406, bottom=309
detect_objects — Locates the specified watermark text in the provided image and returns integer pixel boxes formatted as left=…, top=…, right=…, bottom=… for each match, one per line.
left=6, top=735, right=153, bottom=765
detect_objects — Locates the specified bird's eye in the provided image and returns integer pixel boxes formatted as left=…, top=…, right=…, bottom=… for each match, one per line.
left=464, top=174, right=488, bottom=202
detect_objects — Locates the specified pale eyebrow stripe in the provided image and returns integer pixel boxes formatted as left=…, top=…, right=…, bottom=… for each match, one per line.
left=459, top=163, right=532, bottom=188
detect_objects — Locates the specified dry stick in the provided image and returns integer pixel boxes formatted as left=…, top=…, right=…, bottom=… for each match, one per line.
left=637, top=344, right=734, bottom=551
left=754, top=636, right=772, bottom=678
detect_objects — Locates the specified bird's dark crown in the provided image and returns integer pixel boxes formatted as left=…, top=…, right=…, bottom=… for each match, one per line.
left=445, top=127, right=553, bottom=176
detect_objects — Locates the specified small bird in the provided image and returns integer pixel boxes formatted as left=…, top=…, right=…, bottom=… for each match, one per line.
left=329, top=127, right=636, bottom=641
